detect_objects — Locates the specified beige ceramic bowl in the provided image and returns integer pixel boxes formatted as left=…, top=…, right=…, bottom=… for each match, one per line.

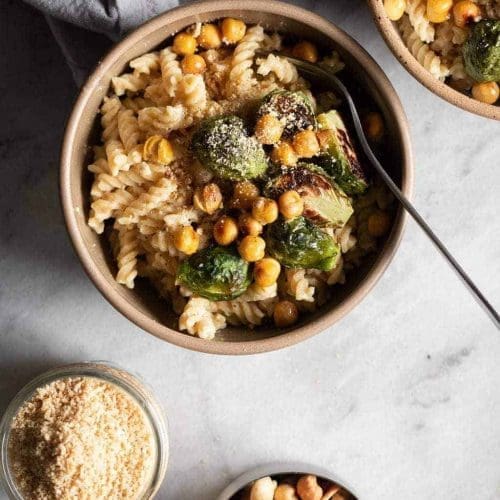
left=367, top=0, right=500, bottom=120
left=60, top=0, right=414, bottom=355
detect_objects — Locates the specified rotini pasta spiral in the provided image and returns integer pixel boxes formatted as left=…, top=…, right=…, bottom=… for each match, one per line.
left=177, top=74, right=208, bottom=113
left=129, top=52, right=160, bottom=75
left=179, top=297, right=227, bottom=339
left=105, top=139, right=131, bottom=176
left=212, top=299, right=273, bottom=327
left=88, top=189, right=135, bottom=234
left=117, top=177, right=176, bottom=225
left=138, top=105, right=191, bottom=135
left=100, top=96, right=122, bottom=142
left=159, top=47, right=182, bottom=98
left=399, top=15, right=449, bottom=81
left=111, top=73, right=149, bottom=96
left=285, top=269, right=315, bottom=303
left=405, top=0, right=435, bottom=43
left=116, top=228, right=140, bottom=289
left=256, top=54, right=298, bottom=84
left=118, top=109, right=142, bottom=153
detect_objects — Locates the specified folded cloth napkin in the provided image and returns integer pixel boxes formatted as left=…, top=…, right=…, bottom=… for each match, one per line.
left=24, top=0, right=180, bottom=84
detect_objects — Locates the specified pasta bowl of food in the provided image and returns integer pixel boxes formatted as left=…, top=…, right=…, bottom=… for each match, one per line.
left=60, top=0, right=413, bottom=354
left=368, top=0, right=500, bottom=120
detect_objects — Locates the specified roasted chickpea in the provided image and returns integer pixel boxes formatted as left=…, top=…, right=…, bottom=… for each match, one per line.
left=221, top=18, right=247, bottom=44
left=255, top=114, right=284, bottom=145
left=271, top=141, right=298, bottom=166
left=292, top=129, right=320, bottom=158
left=181, top=54, right=207, bottom=74
left=193, top=183, right=223, bottom=214
left=213, top=215, right=239, bottom=245
left=238, top=235, right=266, bottom=262
left=472, top=81, right=499, bottom=105
left=296, top=475, right=323, bottom=500
left=274, top=484, right=298, bottom=500
left=173, top=226, right=200, bottom=255
left=291, top=41, right=318, bottom=63
left=254, top=258, right=281, bottom=287
left=238, top=213, right=263, bottom=236
left=453, top=1, right=481, bottom=28
left=231, top=181, right=260, bottom=210
left=383, top=0, right=406, bottom=21
left=426, top=0, right=453, bottom=23
left=172, top=32, right=197, bottom=55
left=278, top=190, right=304, bottom=220
left=143, top=135, right=175, bottom=164
left=197, top=23, right=222, bottom=49
left=367, top=211, right=391, bottom=237
left=252, top=197, right=279, bottom=225
left=363, top=112, right=385, bottom=142
left=273, top=300, right=299, bottom=328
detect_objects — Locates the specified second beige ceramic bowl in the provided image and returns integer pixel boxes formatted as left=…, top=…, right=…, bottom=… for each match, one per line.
left=60, top=0, right=414, bottom=355
left=368, top=0, right=500, bottom=120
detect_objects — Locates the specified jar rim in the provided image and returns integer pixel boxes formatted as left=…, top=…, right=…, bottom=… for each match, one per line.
left=0, top=361, right=169, bottom=500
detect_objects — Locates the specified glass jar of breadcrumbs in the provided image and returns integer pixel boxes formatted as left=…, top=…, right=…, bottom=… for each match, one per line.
left=0, top=362, right=168, bottom=499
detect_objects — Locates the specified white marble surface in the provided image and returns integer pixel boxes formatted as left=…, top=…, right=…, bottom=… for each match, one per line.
left=1, top=1, right=499, bottom=499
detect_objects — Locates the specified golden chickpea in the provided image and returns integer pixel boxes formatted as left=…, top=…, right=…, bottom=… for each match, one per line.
left=278, top=190, right=304, bottom=220
left=173, top=226, right=200, bottom=255
left=472, top=81, right=500, bottom=105
left=363, top=112, right=385, bottom=142
left=172, top=32, right=197, bottom=55
left=238, top=235, right=266, bottom=262
left=238, top=213, right=263, bottom=236
left=426, top=0, right=453, bottom=23
left=252, top=197, right=279, bottom=225
left=274, top=484, right=298, bottom=500
left=297, top=475, right=323, bottom=500
left=197, top=23, right=222, bottom=49
left=383, top=0, right=406, bottom=21
left=453, top=0, right=481, bottom=27
left=292, top=129, right=320, bottom=158
left=213, top=215, right=239, bottom=245
left=271, top=141, right=298, bottom=167
left=221, top=18, right=247, bottom=44
left=181, top=54, right=206, bottom=74
left=255, top=114, right=284, bottom=145
left=291, top=41, right=318, bottom=63
left=254, top=258, right=281, bottom=287
left=367, top=211, right=391, bottom=237
left=273, top=300, right=299, bottom=328
left=231, top=181, right=260, bottom=210
left=193, top=183, right=223, bottom=214
left=315, top=129, right=334, bottom=151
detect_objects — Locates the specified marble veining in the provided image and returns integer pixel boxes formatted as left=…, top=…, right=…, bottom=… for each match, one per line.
left=1, top=0, right=499, bottom=499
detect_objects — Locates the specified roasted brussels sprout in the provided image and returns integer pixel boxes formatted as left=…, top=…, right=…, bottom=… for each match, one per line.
left=264, top=163, right=353, bottom=228
left=266, top=216, right=340, bottom=271
left=256, top=90, right=316, bottom=139
left=316, top=110, right=368, bottom=195
left=463, top=20, right=500, bottom=82
left=191, top=115, right=268, bottom=180
left=176, top=245, right=251, bottom=301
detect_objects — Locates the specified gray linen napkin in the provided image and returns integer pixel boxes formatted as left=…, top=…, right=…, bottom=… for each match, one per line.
left=25, top=0, right=180, bottom=84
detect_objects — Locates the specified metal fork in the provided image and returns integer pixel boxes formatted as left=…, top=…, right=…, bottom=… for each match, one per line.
left=258, top=51, right=499, bottom=329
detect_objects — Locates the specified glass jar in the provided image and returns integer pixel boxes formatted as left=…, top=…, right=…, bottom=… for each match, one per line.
left=0, top=362, right=168, bottom=499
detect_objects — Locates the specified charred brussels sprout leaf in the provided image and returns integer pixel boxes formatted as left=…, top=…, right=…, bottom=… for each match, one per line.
left=256, top=90, right=316, bottom=139
left=264, top=163, right=353, bottom=229
left=463, top=20, right=500, bottom=82
left=177, top=246, right=251, bottom=301
left=266, top=216, right=340, bottom=271
left=191, top=115, right=268, bottom=180
left=316, top=110, right=368, bottom=195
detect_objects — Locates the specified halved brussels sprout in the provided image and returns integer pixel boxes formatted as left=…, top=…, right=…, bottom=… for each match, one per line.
left=177, top=245, right=251, bottom=301
left=316, top=110, right=368, bottom=195
left=256, top=90, right=316, bottom=139
left=266, top=216, right=340, bottom=271
left=191, top=115, right=268, bottom=181
left=264, top=163, right=353, bottom=229
left=463, top=19, right=500, bottom=82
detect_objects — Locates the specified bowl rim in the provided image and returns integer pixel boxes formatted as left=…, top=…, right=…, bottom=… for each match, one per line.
left=60, top=0, right=414, bottom=355
left=366, top=0, right=500, bottom=121
left=215, top=462, right=358, bottom=499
